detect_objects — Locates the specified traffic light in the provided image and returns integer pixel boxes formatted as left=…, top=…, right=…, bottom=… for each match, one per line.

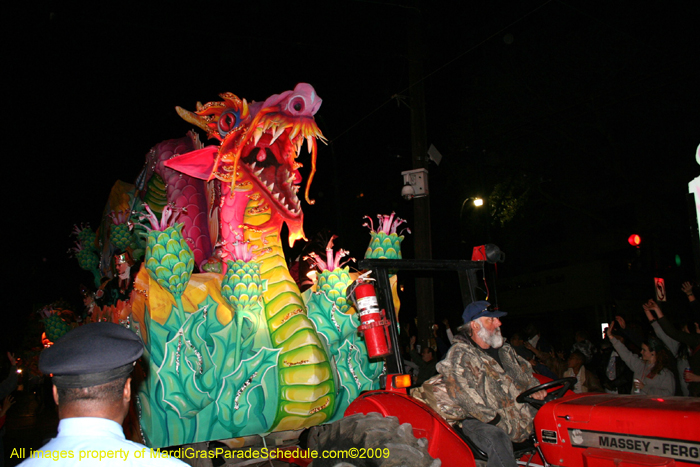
left=628, top=234, right=641, bottom=247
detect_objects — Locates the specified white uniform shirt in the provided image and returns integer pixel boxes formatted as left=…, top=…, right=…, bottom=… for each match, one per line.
left=17, top=417, right=187, bottom=467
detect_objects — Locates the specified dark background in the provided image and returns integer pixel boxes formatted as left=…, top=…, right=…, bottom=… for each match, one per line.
left=4, top=1, right=700, bottom=350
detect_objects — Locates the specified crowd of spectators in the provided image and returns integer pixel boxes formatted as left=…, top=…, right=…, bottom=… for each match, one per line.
left=403, top=281, right=700, bottom=396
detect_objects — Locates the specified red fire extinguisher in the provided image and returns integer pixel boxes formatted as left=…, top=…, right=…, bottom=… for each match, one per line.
left=350, top=274, right=392, bottom=358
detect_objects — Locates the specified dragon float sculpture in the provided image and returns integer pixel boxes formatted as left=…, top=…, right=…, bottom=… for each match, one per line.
left=66, top=84, right=408, bottom=448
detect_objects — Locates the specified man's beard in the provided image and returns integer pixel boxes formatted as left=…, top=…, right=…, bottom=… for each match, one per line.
left=476, top=320, right=504, bottom=348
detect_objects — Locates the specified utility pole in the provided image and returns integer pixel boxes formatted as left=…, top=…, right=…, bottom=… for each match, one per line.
left=407, top=1, right=435, bottom=348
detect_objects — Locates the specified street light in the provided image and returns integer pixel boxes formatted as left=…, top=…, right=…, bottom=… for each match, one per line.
left=460, top=196, right=490, bottom=258
left=460, top=197, right=485, bottom=218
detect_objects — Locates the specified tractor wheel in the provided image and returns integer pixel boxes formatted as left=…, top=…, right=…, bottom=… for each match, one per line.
left=307, top=412, right=440, bottom=467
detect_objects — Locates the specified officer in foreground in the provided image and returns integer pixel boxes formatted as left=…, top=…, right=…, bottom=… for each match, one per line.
left=19, top=323, right=185, bottom=466
left=437, top=301, right=546, bottom=467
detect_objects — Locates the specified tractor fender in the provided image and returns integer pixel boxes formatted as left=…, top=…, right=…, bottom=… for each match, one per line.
left=345, top=389, right=476, bottom=466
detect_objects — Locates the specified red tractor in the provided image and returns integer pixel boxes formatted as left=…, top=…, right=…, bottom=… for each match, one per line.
left=293, top=258, right=700, bottom=467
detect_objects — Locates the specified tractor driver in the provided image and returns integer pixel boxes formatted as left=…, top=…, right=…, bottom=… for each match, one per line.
left=437, top=301, right=546, bottom=467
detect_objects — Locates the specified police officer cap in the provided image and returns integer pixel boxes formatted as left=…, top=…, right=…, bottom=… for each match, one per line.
left=40, top=322, right=144, bottom=388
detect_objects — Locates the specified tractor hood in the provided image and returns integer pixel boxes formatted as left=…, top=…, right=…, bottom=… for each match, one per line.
left=536, top=394, right=700, bottom=467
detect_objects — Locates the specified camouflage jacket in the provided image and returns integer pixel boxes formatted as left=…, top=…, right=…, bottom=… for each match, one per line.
left=428, top=333, right=539, bottom=442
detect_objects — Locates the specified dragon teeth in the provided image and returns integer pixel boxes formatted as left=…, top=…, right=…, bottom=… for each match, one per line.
left=254, top=167, right=264, bottom=177
left=306, top=136, right=314, bottom=154
left=253, top=128, right=263, bottom=146
left=289, top=125, right=300, bottom=141
left=269, top=125, right=285, bottom=145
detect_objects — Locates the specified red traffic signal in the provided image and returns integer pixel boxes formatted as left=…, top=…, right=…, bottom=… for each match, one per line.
left=628, top=234, right=641, bottom=247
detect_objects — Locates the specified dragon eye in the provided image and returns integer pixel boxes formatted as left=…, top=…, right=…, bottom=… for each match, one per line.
left=289, top=97, right=305, bottom=114
left=218, top=109, right=239, bottom=136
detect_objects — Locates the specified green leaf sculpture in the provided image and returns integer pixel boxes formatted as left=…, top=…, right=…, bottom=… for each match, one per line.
left=216, top=347, right=280, bottom=434
left=155, top=307, right=217, bottom=418
left=306, top=266, right=382, bottom=421
left=221, top=258, right=263, bottom=372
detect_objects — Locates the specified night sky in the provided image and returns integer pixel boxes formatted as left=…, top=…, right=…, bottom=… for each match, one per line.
left=5, top=1, right=700, bottom=348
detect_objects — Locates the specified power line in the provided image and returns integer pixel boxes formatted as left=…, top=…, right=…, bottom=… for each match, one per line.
left=330, top=0, right=555, bottom=142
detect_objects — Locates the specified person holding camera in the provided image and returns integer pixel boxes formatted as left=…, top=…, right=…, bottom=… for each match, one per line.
left=643, top=298, right=700, bottom=397
left=606, top=318, right=675, bottom=396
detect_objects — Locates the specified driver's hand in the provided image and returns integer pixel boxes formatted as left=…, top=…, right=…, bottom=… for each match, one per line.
left=530, top=389, right=547, bottom=401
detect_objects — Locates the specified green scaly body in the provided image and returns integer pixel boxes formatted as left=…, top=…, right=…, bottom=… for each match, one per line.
left=243, top=195, right=335, bottom=432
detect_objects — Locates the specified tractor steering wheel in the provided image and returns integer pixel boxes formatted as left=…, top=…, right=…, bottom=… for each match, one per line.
left=516, top=377, right=577, bottom=409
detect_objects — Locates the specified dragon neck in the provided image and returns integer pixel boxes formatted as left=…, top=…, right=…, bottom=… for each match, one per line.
left=221, top=183, right=299, bottom=304
left=221, top=181, right=334, bottom=432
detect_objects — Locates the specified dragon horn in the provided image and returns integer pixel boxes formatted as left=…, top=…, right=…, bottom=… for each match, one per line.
left=176, top=106, right=211, bottom=133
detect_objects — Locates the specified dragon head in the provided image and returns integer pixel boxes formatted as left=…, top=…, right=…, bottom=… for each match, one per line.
left=168, top=84, right=326, bottom=246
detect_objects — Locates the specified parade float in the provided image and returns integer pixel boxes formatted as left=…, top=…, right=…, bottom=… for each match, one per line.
left=54, top=84, right=700, bottom=467
left=65, top=84, right=407, bottom=448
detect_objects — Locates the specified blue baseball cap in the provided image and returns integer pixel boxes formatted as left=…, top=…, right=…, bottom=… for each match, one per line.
left=462, top=300, right=507, bottom=324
